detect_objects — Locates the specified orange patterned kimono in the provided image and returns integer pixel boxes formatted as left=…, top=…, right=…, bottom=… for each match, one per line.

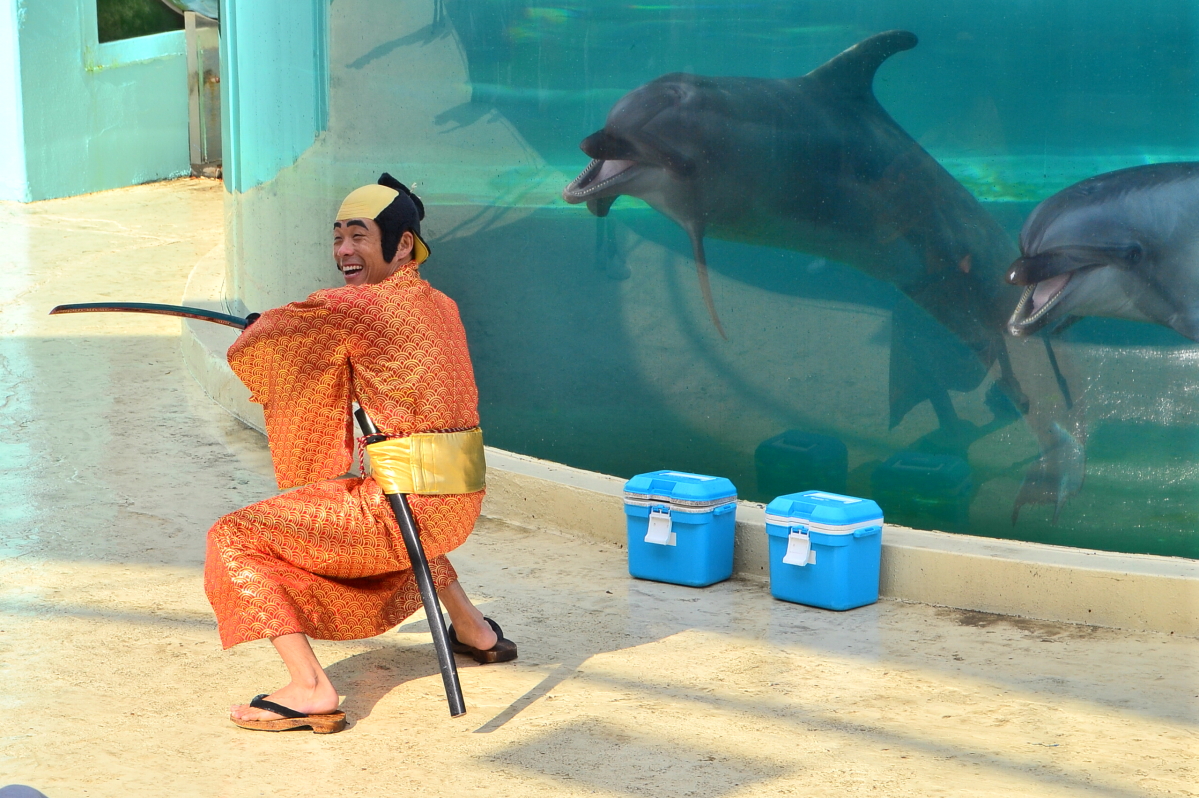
left=204, top=263, right=484, bottom=648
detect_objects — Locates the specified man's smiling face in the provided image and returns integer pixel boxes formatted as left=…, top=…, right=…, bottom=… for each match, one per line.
left=333, top=217, right=412, bottom=286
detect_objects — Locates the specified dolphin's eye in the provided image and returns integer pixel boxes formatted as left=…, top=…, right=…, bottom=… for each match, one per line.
left=1124, top=245, right=1142, bottom=264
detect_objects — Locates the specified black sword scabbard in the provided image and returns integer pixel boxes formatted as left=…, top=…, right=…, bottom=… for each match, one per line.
left=355, top=407, right=466, bottom=718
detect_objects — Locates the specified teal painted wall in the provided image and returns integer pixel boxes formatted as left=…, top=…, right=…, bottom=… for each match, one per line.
left=220, top=0, right=328, bottom=193
left=0, top=0, right=28, bottom=201
left=0, top=0, right=190, bottom=202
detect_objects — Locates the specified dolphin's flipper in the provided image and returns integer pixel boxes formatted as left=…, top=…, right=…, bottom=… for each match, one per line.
left=804, top=30, right=918, bottom=99
left=1011, top=422, right=1085, bottom=524
left=685, top=223, right=727, bottom=339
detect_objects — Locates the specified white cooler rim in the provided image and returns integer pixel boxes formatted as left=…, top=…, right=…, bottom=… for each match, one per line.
left=765, top=513, right=884, bottom=536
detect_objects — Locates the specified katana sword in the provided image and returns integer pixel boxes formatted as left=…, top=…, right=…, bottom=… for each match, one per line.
left=49, top=302, right=252, bottom=329
left=355, top=406, right=467, bottom=717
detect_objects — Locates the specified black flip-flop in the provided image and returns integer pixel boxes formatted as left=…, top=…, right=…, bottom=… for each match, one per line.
left=448, top=617, right=518, bottom=664
left=230, top=694, right=347, bottom=734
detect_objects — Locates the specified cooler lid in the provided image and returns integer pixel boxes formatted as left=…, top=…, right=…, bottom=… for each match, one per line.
left=764, top=490, right=882, bottom=526
left=623, top=470, right=737, bottom=507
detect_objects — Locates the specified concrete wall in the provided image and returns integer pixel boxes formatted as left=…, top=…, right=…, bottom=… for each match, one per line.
left=478, top=451, right=1199, bottom=637
left=0, top=0, right=190, bottom=202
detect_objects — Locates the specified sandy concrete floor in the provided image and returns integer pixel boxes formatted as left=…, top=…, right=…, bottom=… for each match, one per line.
left=1, top=181, right=1196, bottom=798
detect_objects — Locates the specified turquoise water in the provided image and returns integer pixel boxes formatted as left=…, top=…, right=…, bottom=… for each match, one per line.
left=440, top=0, right=1198, bottom=185
left=227, top=0, right=1199, bottom=558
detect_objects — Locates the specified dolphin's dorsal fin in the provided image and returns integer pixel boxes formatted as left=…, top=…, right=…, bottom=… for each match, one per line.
left=804, top=30, right=918, bottom=99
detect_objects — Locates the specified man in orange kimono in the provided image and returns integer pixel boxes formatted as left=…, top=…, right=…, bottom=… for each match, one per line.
left=205, top=174, right=516, bottom=733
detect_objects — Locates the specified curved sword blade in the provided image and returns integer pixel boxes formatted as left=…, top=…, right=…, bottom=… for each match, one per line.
left=49, top=302, right=249, bottom=329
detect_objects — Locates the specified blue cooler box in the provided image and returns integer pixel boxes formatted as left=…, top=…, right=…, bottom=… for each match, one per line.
left=624, top=470, right=737, bottom=587
left=765, top=490, right=883, bottom=610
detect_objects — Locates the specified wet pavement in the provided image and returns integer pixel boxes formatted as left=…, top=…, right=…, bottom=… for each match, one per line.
left=0, top=181, right=1195, bottom=797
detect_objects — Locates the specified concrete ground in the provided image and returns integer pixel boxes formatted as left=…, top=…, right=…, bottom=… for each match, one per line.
left=0, top=181, right=1195, bottom=798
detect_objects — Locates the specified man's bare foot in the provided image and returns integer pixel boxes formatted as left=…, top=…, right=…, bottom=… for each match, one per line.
left=230, top=678, right=341, bottom=722
left=451, top=614, right=499, bottom=651
left=439, top=580, right=499, bottom=650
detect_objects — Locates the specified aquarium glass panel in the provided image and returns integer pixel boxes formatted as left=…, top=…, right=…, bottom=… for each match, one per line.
left=223, top=0, right=1199, bottom=558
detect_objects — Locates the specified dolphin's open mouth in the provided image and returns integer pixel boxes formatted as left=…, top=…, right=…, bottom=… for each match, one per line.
left=1007, top=273, right=1073, bottom=336
left=563, top=158, right=640, bottom=202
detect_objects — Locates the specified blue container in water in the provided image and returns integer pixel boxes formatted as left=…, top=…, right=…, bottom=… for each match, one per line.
left=624, top=470, right=738, bottom=587
left=765, top=490, right=883, bottom=610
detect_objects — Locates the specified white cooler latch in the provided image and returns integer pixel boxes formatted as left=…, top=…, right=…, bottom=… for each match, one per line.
left=645, top=505, right=676, bottom=546
left=782, top=526, right=816, bottom=566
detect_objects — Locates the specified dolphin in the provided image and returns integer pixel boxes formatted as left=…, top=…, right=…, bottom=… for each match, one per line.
left=562, top=30, right=1026, bottom=426
left=1006, top=162, right=1199, bottom=341
left=561, top=30, right=1098, bottom=521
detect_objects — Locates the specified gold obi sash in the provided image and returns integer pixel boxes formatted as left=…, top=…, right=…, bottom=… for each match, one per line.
left=365, top=427, right=486, bottom=495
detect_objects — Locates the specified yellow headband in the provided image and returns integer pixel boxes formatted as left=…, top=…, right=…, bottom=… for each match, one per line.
left=336, top=184, right=430, bottom=265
